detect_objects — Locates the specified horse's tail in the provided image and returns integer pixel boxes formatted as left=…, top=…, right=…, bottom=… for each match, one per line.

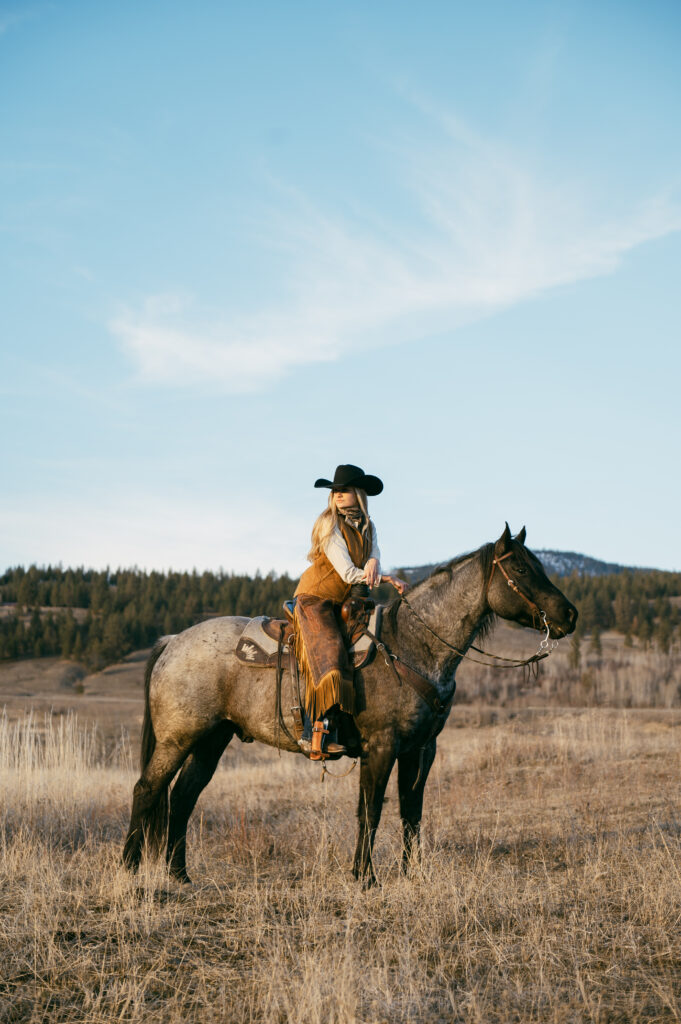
left=140, top=635, right=173, bottom=854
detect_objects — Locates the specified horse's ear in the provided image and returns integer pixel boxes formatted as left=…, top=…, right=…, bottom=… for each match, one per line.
left=495, top=522, right=512, bottom=556
left=515, top=526, right=527, bottom=545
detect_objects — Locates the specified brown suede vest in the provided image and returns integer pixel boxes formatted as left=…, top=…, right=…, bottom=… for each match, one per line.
left=295, top=518, right=371, bottom=603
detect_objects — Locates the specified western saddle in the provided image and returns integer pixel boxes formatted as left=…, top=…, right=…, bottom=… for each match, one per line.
left=235, top=597, right=382, bottom=671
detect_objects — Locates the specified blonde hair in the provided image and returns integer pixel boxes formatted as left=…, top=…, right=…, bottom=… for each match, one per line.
left=306, top=488, right=369, bottom=562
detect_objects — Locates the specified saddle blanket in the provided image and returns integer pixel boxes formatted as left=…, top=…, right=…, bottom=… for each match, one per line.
left=235, top=606, right=382, bottom=670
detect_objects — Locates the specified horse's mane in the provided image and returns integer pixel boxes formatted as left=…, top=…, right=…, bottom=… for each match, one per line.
left=386, top=541, right=497, bottom=637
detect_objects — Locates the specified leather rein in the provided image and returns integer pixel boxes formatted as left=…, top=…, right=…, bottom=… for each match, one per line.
left=402, top=550, right=556, bottom=670
left=364, top=551, right=557, bottom=725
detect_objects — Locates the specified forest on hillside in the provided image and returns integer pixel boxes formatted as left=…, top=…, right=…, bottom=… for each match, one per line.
left=0, top=566, right=296, bottom=668
left=1, top=563, right=680, bottom=669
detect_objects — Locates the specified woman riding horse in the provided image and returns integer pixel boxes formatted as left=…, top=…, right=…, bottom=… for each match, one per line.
left=294, top=464, right=407, bottom=759
left=122, top=519, right=577, bottom=884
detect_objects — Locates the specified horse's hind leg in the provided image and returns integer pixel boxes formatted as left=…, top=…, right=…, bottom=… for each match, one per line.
left=166, top=721, right=235, bottom=882
left=397, top=738, right=437, bottom=872
left=123, top=740, right=190, bottom=872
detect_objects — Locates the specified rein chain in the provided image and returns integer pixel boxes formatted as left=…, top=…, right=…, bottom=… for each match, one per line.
left=280, top=551, right=559, bottom=781
left=363, top=550, right=561, bottom=790
left=401, top=550, right=557, bottom=671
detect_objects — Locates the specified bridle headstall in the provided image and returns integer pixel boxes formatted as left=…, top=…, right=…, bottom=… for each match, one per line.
left=397, top=550, right=558, bottom=674
left=359, top=550, right=559, bottom=750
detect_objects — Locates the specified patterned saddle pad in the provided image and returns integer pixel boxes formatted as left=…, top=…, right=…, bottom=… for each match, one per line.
left=235, top=606, right=382, bottom=670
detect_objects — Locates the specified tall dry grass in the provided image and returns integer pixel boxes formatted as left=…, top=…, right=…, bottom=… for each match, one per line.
left=1, top=710, right=681, bottom=1022
left=458, top=628, right=681, bottom=709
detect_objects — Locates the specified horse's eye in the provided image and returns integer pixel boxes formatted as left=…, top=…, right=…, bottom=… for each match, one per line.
left=514, top=565, right=528, bottom=575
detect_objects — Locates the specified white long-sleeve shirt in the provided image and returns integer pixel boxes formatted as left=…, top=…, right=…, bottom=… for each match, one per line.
left=323, top=522, right=381, bottom=584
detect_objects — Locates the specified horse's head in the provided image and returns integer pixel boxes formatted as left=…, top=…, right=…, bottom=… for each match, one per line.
left=486, top=524, right=577, bottom=638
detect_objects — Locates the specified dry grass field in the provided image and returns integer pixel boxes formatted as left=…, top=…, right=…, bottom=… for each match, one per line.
left=2, top=635, right=681, bottom=1023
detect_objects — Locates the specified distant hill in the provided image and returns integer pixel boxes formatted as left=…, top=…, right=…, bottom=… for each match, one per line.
left=399, top=550, right=650, bottom=584
left=534, top=550, right=641, bottom=577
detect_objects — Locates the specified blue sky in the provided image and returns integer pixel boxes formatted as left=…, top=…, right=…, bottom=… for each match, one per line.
left=2, top=0, right=680, bottom=575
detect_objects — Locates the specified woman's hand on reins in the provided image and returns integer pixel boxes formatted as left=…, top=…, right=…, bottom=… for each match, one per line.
left=382, top=574, right=408, bottom=594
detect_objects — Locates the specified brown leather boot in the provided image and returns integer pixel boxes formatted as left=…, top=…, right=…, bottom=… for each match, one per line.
left=325, top=740, right=347, bottom=755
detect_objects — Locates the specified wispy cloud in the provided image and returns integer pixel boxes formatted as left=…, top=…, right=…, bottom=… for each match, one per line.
left=110, top=108, right=681, bottom=393
left=110, top=293, right=343, bottom=393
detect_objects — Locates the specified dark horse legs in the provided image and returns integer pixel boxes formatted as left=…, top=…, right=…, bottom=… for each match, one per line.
left=352, top=738, right=437, bottom=884
left=166, top=721, right=235, bottom=882
left=397, top=739, right=437, bottom=872
left=122, top=722, right=235, bottom=880
left=352, top=740, right=396, bottom=886
left=122, top=740, right=190, bottom=872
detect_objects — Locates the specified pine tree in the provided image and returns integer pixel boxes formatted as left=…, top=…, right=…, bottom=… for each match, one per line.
left=101, top=613, right=125, bottom=664
left=655, top=618, right=672, bottom=654
left=590, top=625, right=602, bottom=656
left=72, top=630, right=84, bottom=663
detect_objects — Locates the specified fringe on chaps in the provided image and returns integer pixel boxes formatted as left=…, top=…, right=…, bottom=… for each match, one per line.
left=293, top=594, right=355, bottom=721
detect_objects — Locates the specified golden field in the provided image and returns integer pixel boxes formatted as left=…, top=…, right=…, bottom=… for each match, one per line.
left=1, top=631, right=681, bottom=1023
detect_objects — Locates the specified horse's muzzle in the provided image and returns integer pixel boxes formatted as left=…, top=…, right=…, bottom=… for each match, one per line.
left=548, top=602, right=578, bottom=638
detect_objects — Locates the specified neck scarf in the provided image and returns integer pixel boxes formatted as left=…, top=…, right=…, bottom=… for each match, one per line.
left=341, top=506, right=367, bottom=533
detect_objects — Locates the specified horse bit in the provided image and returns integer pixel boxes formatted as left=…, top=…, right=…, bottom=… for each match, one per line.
left=401, top=550, right=559, bottom=670
left=486, top=550, right=559, bottom=658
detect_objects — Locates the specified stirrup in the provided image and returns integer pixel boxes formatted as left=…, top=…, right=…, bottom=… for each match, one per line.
left=310, top=720, right=329, bottom=761
left=298, top=736, right=345, bottom=761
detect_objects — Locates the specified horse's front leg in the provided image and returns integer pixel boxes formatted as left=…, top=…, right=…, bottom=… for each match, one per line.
left=352, top=737, right=396, bottom=887
left=397, top=738, right=437, bottom=872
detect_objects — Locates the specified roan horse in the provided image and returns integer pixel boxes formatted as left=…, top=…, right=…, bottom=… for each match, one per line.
left=123, top=525, right=577, bottom=885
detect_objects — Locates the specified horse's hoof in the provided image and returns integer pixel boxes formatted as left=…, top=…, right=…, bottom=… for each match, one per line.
left=352, top=866, right=378, bottom=889
left=169, top=870, right=192, bottom=885
left=121, top=853, right=140, bottom=874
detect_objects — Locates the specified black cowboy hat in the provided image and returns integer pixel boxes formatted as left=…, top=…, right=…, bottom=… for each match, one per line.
left=314, top=464, right=384, bottom=496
